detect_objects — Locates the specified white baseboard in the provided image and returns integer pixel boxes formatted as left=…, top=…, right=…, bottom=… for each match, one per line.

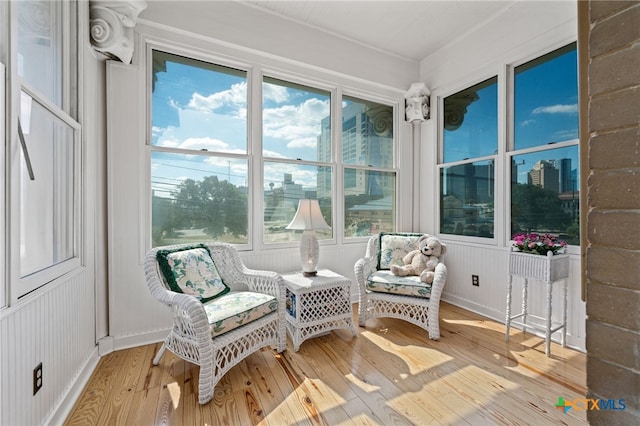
left=45, top=346, right=100, bottom=426
left=112, top=328, right=169, bottom=352
left=98, top=335, right=114, bottom=356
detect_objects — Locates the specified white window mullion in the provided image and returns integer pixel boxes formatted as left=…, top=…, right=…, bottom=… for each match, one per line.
left=0, top=61, right=6, bottom=308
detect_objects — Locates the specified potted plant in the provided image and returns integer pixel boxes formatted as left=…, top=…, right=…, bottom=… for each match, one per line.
left=506, top=232, right=570, bottom=356
left=509, top=233, right=569, bottom=281
left=511, top=232, right=568, bottom=256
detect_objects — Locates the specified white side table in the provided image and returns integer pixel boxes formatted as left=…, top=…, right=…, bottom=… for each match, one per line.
left=281, top=269, right=357, bottom=352
left=505, top=250, right=570, bottom=356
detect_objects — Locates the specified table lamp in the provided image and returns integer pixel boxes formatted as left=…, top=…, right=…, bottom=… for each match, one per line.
left=286, top=199, right=331, bottom=276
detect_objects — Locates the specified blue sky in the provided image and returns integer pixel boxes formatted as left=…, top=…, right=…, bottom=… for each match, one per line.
left=151, top=44, right=579, bottom=196
left=444, top=45, right=579, bottom=186
left=151, top=55, right=330, bottom=193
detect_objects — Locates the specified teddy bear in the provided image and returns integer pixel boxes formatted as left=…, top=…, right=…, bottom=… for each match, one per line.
left=390, top=234, right=447, bottom=284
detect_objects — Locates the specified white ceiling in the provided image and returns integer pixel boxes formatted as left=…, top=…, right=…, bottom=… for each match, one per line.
left=241, top=1, right=515, bottom=62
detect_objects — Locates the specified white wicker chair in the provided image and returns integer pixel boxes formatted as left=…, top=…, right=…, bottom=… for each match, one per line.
left=354, top=233, right=448, bottom=340
left=144, top=242, right=286, bottom=405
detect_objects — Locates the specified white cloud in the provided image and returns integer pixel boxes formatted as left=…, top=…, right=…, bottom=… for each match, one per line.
left=168, top=98, right=180, bottom=110
left=532, top=104, right=578, bottom=114
left=187, top=81, right=247, bottom=115
left=288, top=137, right=317, bottom=149
left=520, top=119, right=535, bottom=127
left=175, top=137, right=229, bottom=151
left=264, top=83, right=289, bottom=103
left=263, top=149, right=287, bottom=159
left=263, top=97, right=330, bottom=150
left=551, top=129, right=579, bottom=142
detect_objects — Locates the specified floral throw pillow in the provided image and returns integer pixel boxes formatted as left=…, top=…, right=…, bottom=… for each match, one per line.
left=156, top=245, right=230, bottom=303
left=377, top=232, right=425, bottom=270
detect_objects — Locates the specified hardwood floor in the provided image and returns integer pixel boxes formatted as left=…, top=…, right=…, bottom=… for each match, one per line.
left=65, top=302, right=587, bottom=425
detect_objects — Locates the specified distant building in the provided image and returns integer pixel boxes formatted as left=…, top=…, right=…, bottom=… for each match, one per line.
left=559, top=158, right=573, bottom=193
left=528, top=160, right=559, bottom=193
left=318, top=101, right=393, bottom=199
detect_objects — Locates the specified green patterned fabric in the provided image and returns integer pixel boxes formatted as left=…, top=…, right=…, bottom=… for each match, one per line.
left=203, top=291, right=278, bottom=337
left=156, top=245, right=230, bottom=303
left=377, top=233, right=425, bottom=270
left=367, top=270, right=432, bottom=298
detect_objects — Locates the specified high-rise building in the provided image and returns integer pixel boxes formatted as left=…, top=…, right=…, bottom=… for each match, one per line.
left=559, top=158, right=573, bottom=193
left=528, top=160, right=559, bottom=193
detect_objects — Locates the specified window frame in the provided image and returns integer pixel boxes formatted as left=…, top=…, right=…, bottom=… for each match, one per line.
left=6, top=0, right=82, bottom=304
left=144, top=39, right=402, bottom=252
left=260, top=73, right=336, bottom=247
left=506, top=42, right=580, bottom=254
left=437, top=73, right=500, bottom=245
left=436, top=42, right=580, bottom=253
left=146, top=44, right=253, bottom=251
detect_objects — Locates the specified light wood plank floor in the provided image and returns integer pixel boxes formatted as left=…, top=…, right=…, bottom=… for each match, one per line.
left=65, top=302, right=587, bottom=425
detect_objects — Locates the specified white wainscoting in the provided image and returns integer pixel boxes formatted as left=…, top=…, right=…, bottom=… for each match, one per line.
left=110, top=237, right=586, bottom=353
left=440, top=241, right=586, bottom=351
left=0, top=270, right=97, bottom=426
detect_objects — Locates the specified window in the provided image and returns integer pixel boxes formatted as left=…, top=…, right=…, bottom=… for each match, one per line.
left=511, top=43, right=579, bottom=244
left=438, top=43, right=579, bottom=246
left=150, top=50, right=249, bottom=247
left=440, top=77, right=498, bottom=237
left=10, top=0, right=81, bottom=300
left=262, top=77, right=332, bottom=243
left=342, top=96, right=396, bottom=237
left=148, top=52, right=398, bottom=247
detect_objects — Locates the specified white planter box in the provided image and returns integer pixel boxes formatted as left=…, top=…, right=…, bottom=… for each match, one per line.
left=508, top=251, right=569, bottom=282
left=506, top=250, right=570, bottom=356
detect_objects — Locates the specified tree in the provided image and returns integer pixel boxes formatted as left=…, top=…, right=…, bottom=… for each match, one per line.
left=511, top=183, right=571, bottom=235
left=170, top=175, right=248, bottom=238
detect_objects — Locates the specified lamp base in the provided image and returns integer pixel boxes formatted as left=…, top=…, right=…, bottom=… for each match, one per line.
left=302, top=271, right=317, bottom=277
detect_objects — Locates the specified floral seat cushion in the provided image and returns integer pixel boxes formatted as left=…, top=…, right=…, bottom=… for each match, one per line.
left=156, top=244, right=230, bottom=303
left=366, top=270, right=432, bottom=298
left=203, top=291, right=278, bottom=337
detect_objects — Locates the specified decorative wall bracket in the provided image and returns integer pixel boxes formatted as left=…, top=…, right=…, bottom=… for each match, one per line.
left=89, top=0, right=147, bottom=64
left=404, top=82, right=431, bottom=122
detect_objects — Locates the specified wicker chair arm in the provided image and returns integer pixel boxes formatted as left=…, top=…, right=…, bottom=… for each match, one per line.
left=239, top=267, right=286, bottom=301
left=354, top=256, right=376, bottom=292
left=428, top=262, right=448, bottom=310
left=144, top=251, right=211, bottom=338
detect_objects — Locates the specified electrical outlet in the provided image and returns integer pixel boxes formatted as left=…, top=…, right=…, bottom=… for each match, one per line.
left=472, top=275, right=480, bottom=287
left=33, top=363, right=42, bottom=395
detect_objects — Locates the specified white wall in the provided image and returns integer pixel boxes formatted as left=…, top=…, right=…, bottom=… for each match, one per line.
left=418, top=1, right=585, bottom=350
left=139, top=0, right=419, bottom=90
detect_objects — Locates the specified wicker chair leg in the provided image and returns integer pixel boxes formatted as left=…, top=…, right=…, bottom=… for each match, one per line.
left=153, top=343, right=166, bottom=366
left=198, top=358, right=215, bottom=405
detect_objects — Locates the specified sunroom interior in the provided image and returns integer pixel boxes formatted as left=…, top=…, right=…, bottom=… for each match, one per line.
left=1, top=0, right=638, bottom=425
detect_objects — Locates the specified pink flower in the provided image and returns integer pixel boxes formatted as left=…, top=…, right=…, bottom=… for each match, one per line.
left=511, top=232, right=567, bottom=255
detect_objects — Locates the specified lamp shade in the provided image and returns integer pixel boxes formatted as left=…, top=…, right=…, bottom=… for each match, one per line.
left=286, top=199, right=330, bottom=231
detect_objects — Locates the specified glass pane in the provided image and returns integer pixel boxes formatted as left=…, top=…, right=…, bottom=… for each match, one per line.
left=263, top=162, right=332, bottom=243
left=151, top=50, right=247, bottom=153
left=440, top=160, right=495, bottom=238
left=511, top=146, right=579, bottom=245
left=20, top=93, right=75, bottom=276
left=17, top=0, right=64, bottom=108
left=344, top=168, right=396, bottom=238
left=443, top=77, right=498, bottom=163
left=514, top=44, right=578, bottom=150
left=151, top=152, right=248, bottom=247
left=263, top=77, right=330, bottom=161
left=342, top=96, right=393, bottom=167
